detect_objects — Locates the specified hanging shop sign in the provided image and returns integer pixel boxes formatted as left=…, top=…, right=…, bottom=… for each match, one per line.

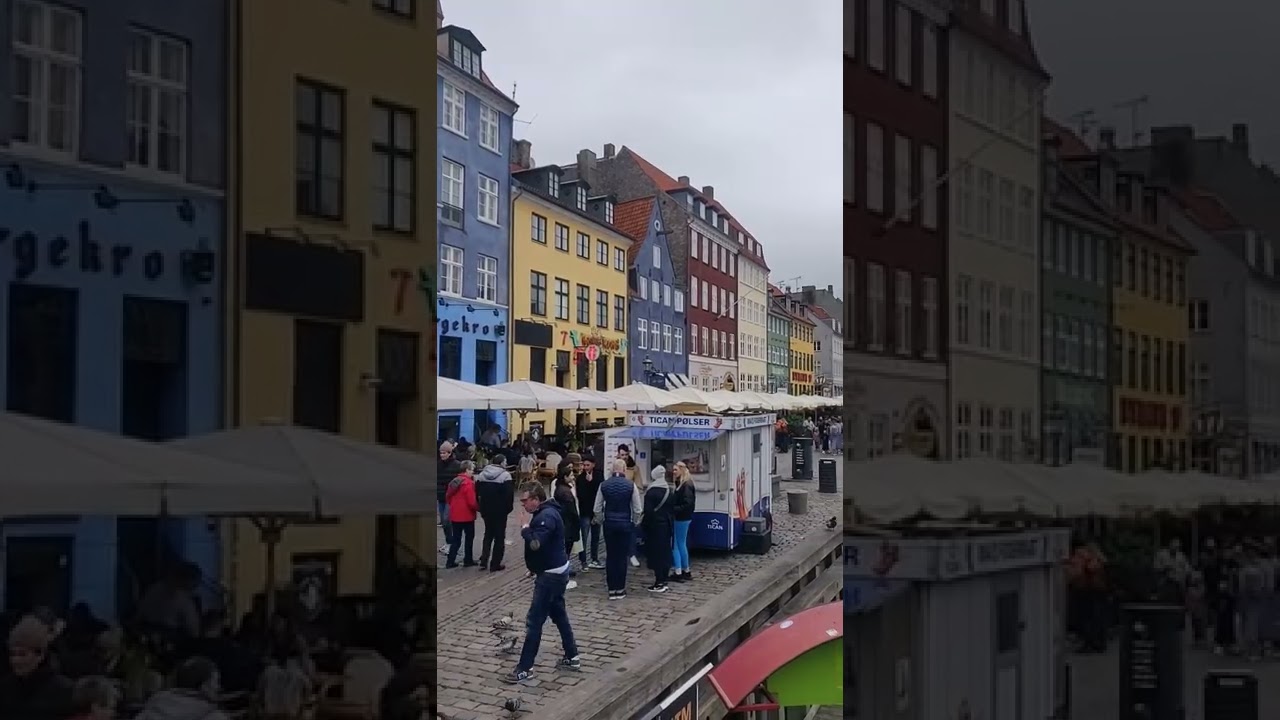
left=1, top=221, right=180, bottom=282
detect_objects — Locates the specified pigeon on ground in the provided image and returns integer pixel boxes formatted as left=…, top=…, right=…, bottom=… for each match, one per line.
left=825, top=516, right=838, bottom=530
left=492, top=614, right=514, bottom=630
left=495, top=634, right=520, bottom=654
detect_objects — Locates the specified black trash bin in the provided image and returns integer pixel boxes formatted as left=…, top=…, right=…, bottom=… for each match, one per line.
left=1204, top=670, right=1258, bottom=720
left=1118, top=603, right=1184, bottom=720
left=791, top=437, right=813, bottom=480
left=818, top=458, right=837, bottom=493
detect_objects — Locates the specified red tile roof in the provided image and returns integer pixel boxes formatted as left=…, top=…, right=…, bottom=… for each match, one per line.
left=614, top=197, right=655, bottom=266
left=808, top=305, right=832, bottom=321
left=1174, top=189, right=1242, bottom=233
left=1043, top=117, right=1094, bottom=158
left=623, top=147, right=770, bottom=271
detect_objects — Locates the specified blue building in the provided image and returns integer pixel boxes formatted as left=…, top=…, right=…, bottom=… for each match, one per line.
left=0, top=0, right=226, bottom=619
left=617, top=196, right=688, bottom=387
left=436, top=23, right=518, bottom=441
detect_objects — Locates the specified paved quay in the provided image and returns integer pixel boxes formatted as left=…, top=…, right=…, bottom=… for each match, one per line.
left=436, top=453, right=843, bottom=719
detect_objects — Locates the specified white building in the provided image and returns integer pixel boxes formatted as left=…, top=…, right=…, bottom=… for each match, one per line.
left=947, top=4, right=1048, bottom=462
left=736, top=231, right=770, bottom=393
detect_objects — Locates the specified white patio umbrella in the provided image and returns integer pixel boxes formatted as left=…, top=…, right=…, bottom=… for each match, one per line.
left=572, top=387, right=650, bottom=412
left=669, top=386, right=729, bottom=412
left=0, top=411, right=309, bottom=517
left=488, top=380, right=608, bottom=411
left=438, top=377, right=536, bottom=410
left=732, top=391, right=775, bottom=411
left=605, top=383, right=707, bottom=412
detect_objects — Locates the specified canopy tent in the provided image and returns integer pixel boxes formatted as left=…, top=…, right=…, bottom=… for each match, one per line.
left=848, top=453, right=1279, bottom=523
left=487, top=380, right=608, bottom=411
left=601, top=383, right=706, bottom=412
left=707, top=602, right=842, bottom=712
left=0, top=411, right=308, bottom=516
left=438, top=377, right=535, bottom=411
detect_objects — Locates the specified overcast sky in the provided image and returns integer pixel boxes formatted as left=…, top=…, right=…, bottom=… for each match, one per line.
left=1029, top=0, right=1280, bottom=163
left=443, top=0, right=843, bottom=291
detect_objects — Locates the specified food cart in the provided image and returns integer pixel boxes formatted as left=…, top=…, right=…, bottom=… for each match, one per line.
left=605, top=411, right=775, bottom=551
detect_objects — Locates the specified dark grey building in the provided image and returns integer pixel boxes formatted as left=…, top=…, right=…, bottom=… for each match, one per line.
left=1124, top=124, right=1280, bottom=475
left=1040, top=123, right=1120, bottom=465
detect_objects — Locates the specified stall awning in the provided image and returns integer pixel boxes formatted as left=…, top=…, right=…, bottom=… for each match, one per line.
left=663, top=373, right=692, bottom=389
left=707, top=602, right=843, bottom=710
left=613, top=426, right=725, bottom=442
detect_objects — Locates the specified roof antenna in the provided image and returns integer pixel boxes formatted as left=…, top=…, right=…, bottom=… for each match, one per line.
left=511, top=82, right=517, bottom=101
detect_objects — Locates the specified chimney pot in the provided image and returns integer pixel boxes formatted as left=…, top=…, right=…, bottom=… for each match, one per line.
left=603, top=143, right=616, bottom=159
left=576, top=149, right=597, bottom=188
left=677, top=175, right=690, bottom=186
left=702, top=185, right=714, bottom=199
left=513, top=139, right=533, bottom=170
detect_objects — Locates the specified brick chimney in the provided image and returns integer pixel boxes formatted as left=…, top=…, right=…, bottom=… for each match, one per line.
left=602, top=143, right=616, bottom=160
left=702, top=185, right=714, bottom=199
left=677, top=175, right=690, bottom=186
left=576, top=148, right=598, bottom=189
left=512, top=139, right=533, bottom=170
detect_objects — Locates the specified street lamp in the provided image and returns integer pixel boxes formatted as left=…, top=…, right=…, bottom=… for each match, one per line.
left=641, top=355, right=663, bottom=389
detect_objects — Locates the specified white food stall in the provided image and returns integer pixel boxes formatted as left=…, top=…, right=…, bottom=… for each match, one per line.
left=844, top=527, right=1070, bottom=720
left=605, top=411, right=775, bottom=550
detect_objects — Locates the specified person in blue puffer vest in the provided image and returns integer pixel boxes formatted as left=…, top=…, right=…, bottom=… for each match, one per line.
left=505, top=482, right=580, bottom=685
left=593, top=458, right=644, bottom=600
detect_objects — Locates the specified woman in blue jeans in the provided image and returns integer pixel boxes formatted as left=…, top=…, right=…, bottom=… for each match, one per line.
left=669, top=461, right=696, bottom=582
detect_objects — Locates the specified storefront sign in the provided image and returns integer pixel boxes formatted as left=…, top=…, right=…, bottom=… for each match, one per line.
left=790, top=370, right=812, bottom=383
left=631, top=413, right=774, bottom=431
left=1, top=222, right=172, bottom=281
left=562, top=330, right=628, bottom=355
left=845, top=529, right=1071, bottom=582
left=439, top=316, right=505, bottom=338
left=1118, top=397, right=1182, bottom=432
left=968, top=536, right=1045, bottom=574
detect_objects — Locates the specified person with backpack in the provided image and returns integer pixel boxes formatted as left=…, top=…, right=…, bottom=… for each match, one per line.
left=640, top=466, right=676, bottom=593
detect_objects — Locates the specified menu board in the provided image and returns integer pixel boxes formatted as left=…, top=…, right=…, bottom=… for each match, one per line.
left=1118, top=604, right=1184, bottom=720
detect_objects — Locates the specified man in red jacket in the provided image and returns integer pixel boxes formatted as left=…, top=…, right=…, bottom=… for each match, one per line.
left=445, top=462, right=479, bottom=568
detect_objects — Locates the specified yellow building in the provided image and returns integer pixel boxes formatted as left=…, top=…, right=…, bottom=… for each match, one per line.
left=509, top=154, right=633, bottom=436
left=222, top=0, right=436, bottom=604
left=788, top=300, right=816, bottom=396
left=1111, top=181, right=1193, bottom=473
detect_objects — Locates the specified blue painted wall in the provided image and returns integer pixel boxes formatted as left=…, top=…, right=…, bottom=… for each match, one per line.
left=436, top=298, right=508, bottom=442
left=0, top=0, right=225, bottom=619
left=629, top=203, right=687, bottom=384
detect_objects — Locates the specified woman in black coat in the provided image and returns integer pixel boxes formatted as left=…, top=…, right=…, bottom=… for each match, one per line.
left=641, top=466, right=676, bottom=592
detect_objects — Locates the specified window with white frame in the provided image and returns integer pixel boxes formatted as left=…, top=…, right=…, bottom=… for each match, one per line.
left=978, top=281, right=994, bottom=348
left=11, top=0, right=81, bottom=153
left=637, top=319, right=648, bottom=350
left=440, top=159, right=464, bottom=213
left=441, top=81, right=465, bottom=135
left=477, top=255, right=497, bottom=302
left=867, top=263, right=885, bottom=349
left=651, top=322, right=661, bottom=351
left=921, top=22, right=938, bottom=98
left=701, top=325, right=709, bottom=356
left=478, top=104, right=499, bottom=152
left=895, top=4, right=912, bottom=86
left=664, top=285, right=672, bottom=307
left=577, top=232, right=590, bottom=258
left=663, top=324, right=672, bottom=353
left=867, top=0, right=885, bottom=70
left=127, top=28, right=187, bottom=173
left=614, top=248, right=625, bottom=271
left=674, top=328, right=683, bottom=354
left=690, top=280, right=699, bottom=309
left=894, top=134, right=911, bottom=220
left=674, top=290, right=684, bottom=312
left=450, top=39, right=480, bottom=78
left=596, top=240, right=608, bottom=266
left=652, top=279, right=661, bottom=304
left=575, top=185, right=587, bottom=211
left=866, top=122, right=885, bottom=212
left=895, top=270, right=912, bottom=355
left=955, top=275, right=971, bottom=345
left=920, top=144, right=938, bottom=229
left=548, top=173, right=559, bottom=198
left=477, top=174, right=499, bottom=224
left=922, top=276, right=938, bottom=357
left=554, top=223, right=569, bottom=252
left=639, top=277, right=648, bottom=300
left=440, top=245, right=463, bottom=295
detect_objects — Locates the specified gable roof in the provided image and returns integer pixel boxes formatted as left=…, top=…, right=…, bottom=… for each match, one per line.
left=808, top=305, right=832, bottom=321
left=614, top=197, right=656, bottom=266
left=1044, top=117, right=1094, bottom=159
left=1174, top=189, right=1243, bottom=233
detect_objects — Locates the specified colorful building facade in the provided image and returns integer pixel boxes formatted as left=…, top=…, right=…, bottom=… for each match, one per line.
left=788, top=298, right=816, bottom=396
left=0, top=0, right=227, bottom=619
left=224, top=0, right=437, bottom=602
left=1110, top=175, right=1193, bottom=472
left=767, top=294, right=793, bottom=394
left=613, top=196, right=687, bottom=388
left=510, top=146, right=631, bottom=434
left=436, top=21, right=517, bottom=442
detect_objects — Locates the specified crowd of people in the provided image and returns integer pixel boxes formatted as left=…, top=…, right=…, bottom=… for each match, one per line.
left=1067, top=533, right=1280, bottom=661
left=436, top=437, right=700, bottom=684
left=774, top=414, right=842, bottom=455
left=0, top=564, right=432, bottom=719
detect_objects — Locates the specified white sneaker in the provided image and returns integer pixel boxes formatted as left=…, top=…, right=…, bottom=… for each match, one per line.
left=629, top=556, right=640, bottom=568
left=567, top=580, right=578, bottom=590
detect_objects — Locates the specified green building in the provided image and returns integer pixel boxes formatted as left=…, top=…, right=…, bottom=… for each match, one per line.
left=768, top=295, right=793, bottom=393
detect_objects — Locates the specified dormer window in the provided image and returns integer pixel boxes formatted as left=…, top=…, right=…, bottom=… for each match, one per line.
left=709, top=208, right=718, bottom=226
left=548, top=174, right=559, bottom=198
left=451, top=39, right=480, bottom=79
left=605, top=201, right=614, bottom=224
left=575, top=186, right=587, bottom=211
left=695, top=201, right=704, bottom=217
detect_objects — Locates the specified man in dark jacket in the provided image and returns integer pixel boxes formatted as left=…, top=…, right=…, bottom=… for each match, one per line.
left=475, top=454, right=515, bottom=571
left=437, top=442, right=462, bottom=538
left=506, top=483, right=580, bottom=684
left=595, top=459, right=643, bottom=599
left=0, top=616, right=73, bottom=720
left=576, top=455, right=604, bottom=569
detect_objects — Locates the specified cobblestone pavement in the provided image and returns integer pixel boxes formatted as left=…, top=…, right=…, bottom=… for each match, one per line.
left=435, top=453, right=843, bottom=719
left=1072, top=641, right=1280, bottom=719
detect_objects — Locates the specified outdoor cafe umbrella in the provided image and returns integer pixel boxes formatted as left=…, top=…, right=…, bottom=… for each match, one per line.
left=604, top=383, right=707, bottom=413
left=487, top=380, right=607, bottom=410
left=0, top=411, right=308, bottom=516
left=439, top=377, right=536, bottom=411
